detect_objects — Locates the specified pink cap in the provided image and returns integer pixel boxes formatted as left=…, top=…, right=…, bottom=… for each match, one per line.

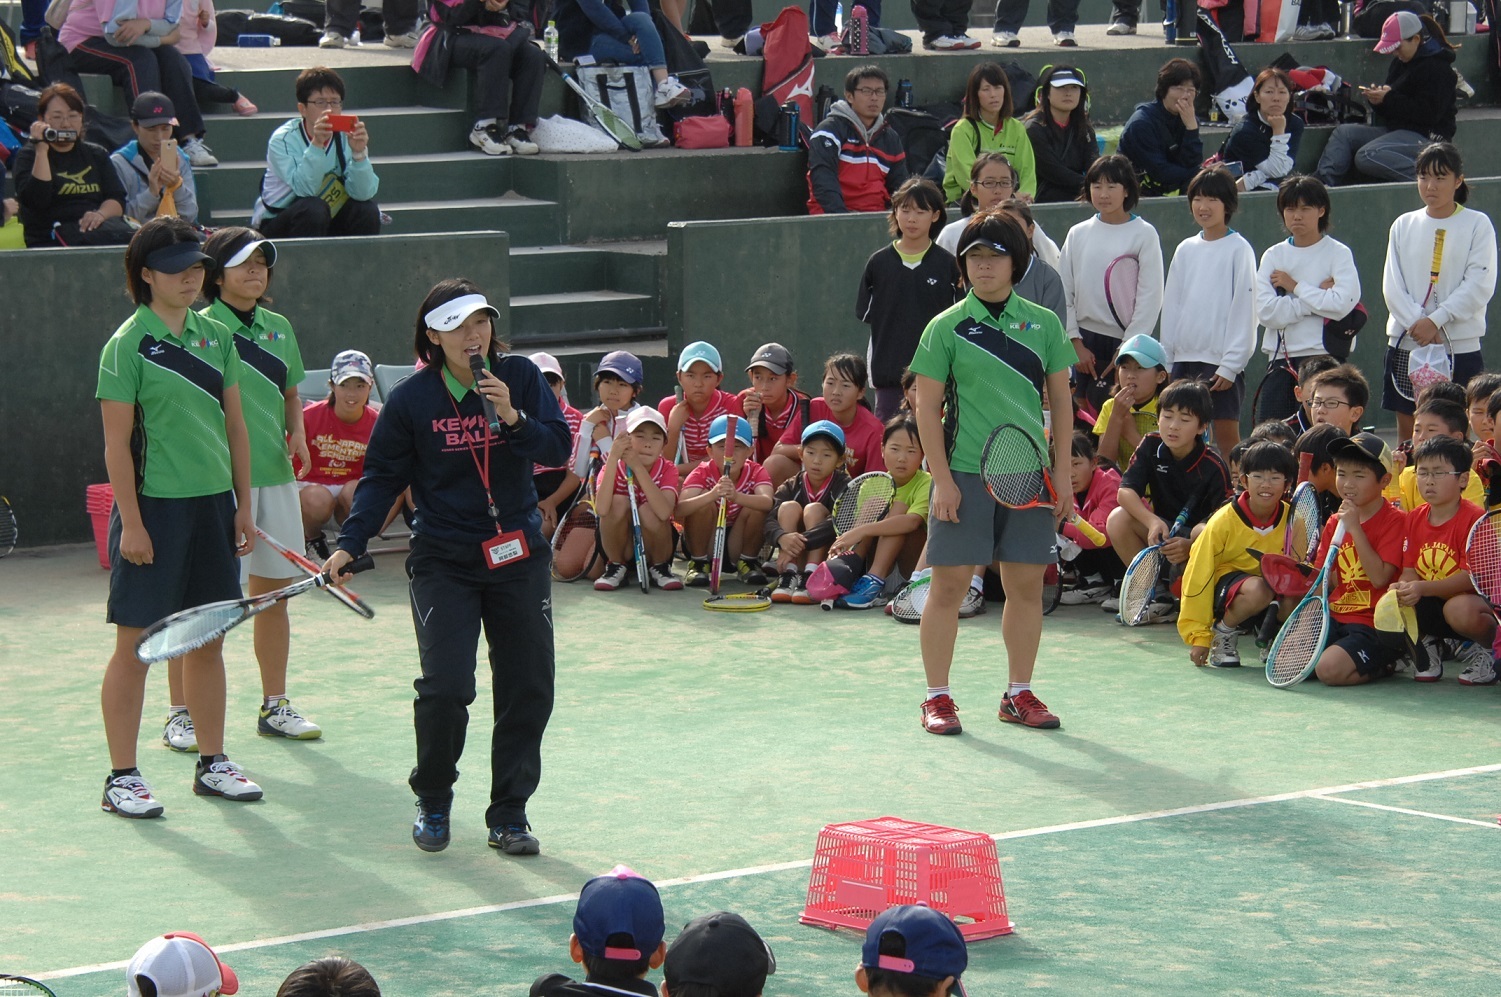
left=1374, top=10, right=1421, bottom=53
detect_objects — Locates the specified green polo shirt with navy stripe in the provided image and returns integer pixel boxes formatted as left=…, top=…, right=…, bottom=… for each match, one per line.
left=204, top=299, right=305, bottom=488
left=908, top=290, right=1074, bottom=474
left=96, top=305, right=241, bottom=499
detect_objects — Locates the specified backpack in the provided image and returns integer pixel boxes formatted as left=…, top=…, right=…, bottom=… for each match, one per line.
left=755, top=6, right=814, bottom=144
left=884, top=106, right=952, bottom=180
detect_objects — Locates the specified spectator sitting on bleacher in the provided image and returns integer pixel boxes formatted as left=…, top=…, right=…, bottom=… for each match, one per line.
left=12, top=83, right=134, bottom=247
left=320, top=0, right=421, bottom=48
left=554, top=0, right=691, bottom=109
left=1117, top=58, right=1204, bottom=197
left=56, top=0, right=218, bottom=167
left=110, top=91, right=198, bottom=224
left=807, top=65, right=909, bottom=215
left=176, top=0, right=259, bottom=115
left=298, top=349, right=380, bottom=559
left=413, top=0, right=546, bottom=157
left=251, top=66, right=381, bottom=239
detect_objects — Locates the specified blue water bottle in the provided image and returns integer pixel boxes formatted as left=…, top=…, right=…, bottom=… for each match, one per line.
left=779, top=101, right=800, bottom=151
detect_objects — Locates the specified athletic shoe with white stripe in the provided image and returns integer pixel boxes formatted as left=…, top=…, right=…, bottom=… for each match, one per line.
left=194, top=758, right=263, bottom=801
left=162, top=709, right=197, bottom=752
left=1457, top=642, right=1497, bottom=685
left=102, top=772, right=165, bottom=819
left=258, top=698, right=323, bottom=739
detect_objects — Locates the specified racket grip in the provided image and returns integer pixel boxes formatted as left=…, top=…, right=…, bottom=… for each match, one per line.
left=1070, top=514, right=1107, bottom=547
left=325, top=554, right=375, bottom=583
left=1297, top=450, right=1313, bottom=484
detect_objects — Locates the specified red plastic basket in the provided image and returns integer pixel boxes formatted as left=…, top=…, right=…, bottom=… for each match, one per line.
left=800, top=816, right=1013, bottom=939
left=86, top=483, right=115, bottom=570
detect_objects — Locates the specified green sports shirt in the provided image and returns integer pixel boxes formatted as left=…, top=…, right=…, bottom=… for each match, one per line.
left=908, top=291, right=1074, bottom=474
left=204, top=299, right=305, bottom=488
left=96, top=305, right=241, bottom=499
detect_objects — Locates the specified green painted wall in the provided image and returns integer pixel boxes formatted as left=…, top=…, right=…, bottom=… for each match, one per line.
left=3, top=231, right=509, bottom=547
left=666, top=177, right=1501, bottom=432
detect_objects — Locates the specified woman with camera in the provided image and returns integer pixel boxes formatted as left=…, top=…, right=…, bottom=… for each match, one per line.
left=413, top=0, right=547, bottom=156
left=12, top=83, right=134, bottom=248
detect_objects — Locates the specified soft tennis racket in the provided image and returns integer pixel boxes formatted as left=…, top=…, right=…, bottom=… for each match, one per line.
left=551, top=469, right=602, bottom=582
left=1118, top=483, right=1209, bottom=627
left=624, top=465, right=649, bottom=594
left=0, top=976, right=57, bottom=996
left=136, top=556, right=374, bottom=664
left=709, top=414, right=737, bottom=596
left=1067, top=513, right=1107, bottom=547
left=890, top=573, right=930, bottom=624
left=703, top=589, right=774, bottom=612
left=981, top=423, right=1058, bottom=510
left=1266, top=521, right=1347, bottom=688
left=1465, top=509, right=1501, bottom=620
left=1104, top=253, right=1140, bottom=332
left=830, top=471, right=897, bottom=536
left=1257, top=452, right=1319, bottom=649
left=254, top=526, right=374, bottom=619
left=0, top=496, right=14, bottom=557
left=1251, top=332, right=1297, bottom=424
left=542, top=51, right=643, bottom=151
left=1391, top=228, right=1449, bottom=402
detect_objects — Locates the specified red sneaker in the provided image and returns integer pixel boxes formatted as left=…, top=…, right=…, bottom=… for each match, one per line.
left=999, top=690, right=1060, bottom=729
left=920, top=695, right=962, bottom=735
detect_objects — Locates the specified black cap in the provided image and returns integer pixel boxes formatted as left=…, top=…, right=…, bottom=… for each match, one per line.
left=1328, top=432, right=1393, bottom=476
left=663, top=912, right=775, bottom=997
left=130, top=91, right=177, bottom=127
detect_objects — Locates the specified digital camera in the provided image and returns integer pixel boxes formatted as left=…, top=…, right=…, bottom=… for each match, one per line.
left=43, top=127, right=79, bottom=142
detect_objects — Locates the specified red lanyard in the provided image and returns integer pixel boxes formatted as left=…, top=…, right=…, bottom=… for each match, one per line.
left=448, top=387, right=503, bottom=534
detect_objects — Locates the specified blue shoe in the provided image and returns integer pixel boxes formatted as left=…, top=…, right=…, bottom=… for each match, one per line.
left=838, top=573, right=886, bottom=610
left=413, top=800, right=451, bottom=852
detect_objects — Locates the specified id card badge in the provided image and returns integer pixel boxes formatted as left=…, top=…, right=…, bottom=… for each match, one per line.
left=481, top=528, right=529, bottom=570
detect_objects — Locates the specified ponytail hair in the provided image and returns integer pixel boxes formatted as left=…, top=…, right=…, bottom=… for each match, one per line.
left=1419, top=12, right=1458, bottom=49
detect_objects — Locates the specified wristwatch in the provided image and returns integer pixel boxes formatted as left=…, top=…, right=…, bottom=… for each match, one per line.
left=506, top=410, right=529, bottom=433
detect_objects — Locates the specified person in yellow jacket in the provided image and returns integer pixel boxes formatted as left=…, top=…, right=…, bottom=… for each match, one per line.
left=943, top=62, right=1036, bottom=203
left=1179, top=442, right=1296, bottom=668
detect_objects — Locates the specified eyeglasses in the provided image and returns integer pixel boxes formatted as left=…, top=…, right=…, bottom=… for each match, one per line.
left=973, top=179, right=1015, bottom=191
left=1415, top=470, right=1464, bottom=481
left=305, top=99, right=344, bottom=109
left=853, top=87, right=887, bottom=98
left=1168, top=84, right=1198, bottom=95
left=1309, top=398, right=1350, bottom=410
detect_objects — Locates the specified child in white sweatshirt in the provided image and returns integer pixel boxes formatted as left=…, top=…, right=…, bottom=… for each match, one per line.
left=1058, top=154, right=1165, bottom=417
left=1253, top=175, right=1361, bottom=424
left=1381, top=141, right=1497, bottom=440
left=1161, top=166, right=1258, bottom=458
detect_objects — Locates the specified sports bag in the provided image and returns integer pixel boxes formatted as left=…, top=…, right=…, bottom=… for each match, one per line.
left=575, top=65, right=670, bottom=147
left=674, top=114, right=730, bottom=147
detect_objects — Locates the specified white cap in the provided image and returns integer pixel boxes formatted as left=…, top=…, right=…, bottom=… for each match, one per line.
left=528, top=351, right=564, bottom=380
left=127, top=933, right=238, bottom=997
left=626, top=406, right=668, bottom=435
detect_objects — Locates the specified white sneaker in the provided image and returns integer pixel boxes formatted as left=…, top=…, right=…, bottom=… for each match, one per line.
left=1060, top=581, right=1111, bottom=606
left=1052, top=29, right=1077, bottom=45
left=259, top=697, right=322, bottom=739
left=927, top=35, right=967, bottom=50
left=958, top=586, right=987, bottom=618
left=648, top=562, right=682, bottom=590
left=953, top=33, right=980, bottom=48
left=506, top=129, right=540, bottom=155
left=813, top=31, right=842, bottom=51
left=102, top=772, right=165, bottom=819
left=1106, top=20, right=1135, bottom=34
left=653, top=76, right=691, bottom=109
left=1291, top=22, right=1335, bottom=39
left=469, top=123, right=511, bottom=156
left=1456, top=641, right=1497, bottom=685
left=1456, top=71, right=1476, bottom=99
left=594, top=562, right=628, bottom=591
left=1413, top=636, right=1444, bottom=681
left=990, top=30, right=1020, bottom=46
left=1143, top=597, right=1178, bottom=624
left=319, top=29, right=347, bottom=47
left=383, top=28, right=420, bottom=47
left=1100, top=594, right=1121, bottom=613
left=181, top=137, right=218, bottom=168
left=162, top=710, right=197, bottom=752
left=1209, top=622, right=1242, bottom=667
left=719, top=33, right=745, bottom=48
left=194, top=757, right=264, bottom=801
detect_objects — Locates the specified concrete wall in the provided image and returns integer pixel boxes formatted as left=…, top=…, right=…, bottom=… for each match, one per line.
left=665, top=177, right=1501, bottom=431
left=3, top=231, right=508, bottom=547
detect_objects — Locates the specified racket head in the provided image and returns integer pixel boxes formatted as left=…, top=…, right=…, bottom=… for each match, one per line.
left=550, top=494, right=600, bottom=582
left=1287, top=483, right=1322, bottom=562
left=0, top=976, right=58, bottom=996
left=254, top=527, right=373, bottom=619
left=1104, top=254, right=1139, bottom=330
left=890, top=574, right=929, bottom=624
left=0, top=496, right=15, bottom=557
left=1390, top=336, right=1417, bottom=402
left=831, top=471, right=896, bottom=535
left=702, top=592, right=773, bottom=613
left=136, top=599, right=254, bottom=663
left=1042, top=557, right=1062, bottom=616
left=1119, top=545, right=1164, bottom=626
left=1265, top=591, right=1330, bottom=687
left=1465, top=509, right=1501, bottom=606
left=981, top=424, right=1056, bottom=510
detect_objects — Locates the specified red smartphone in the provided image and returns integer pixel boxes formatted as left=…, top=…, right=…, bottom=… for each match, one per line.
left=326, top=113, right=358, bottom=133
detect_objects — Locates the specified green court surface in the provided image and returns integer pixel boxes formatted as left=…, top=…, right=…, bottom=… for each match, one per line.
left=3, top=545, right=1500, bottom=995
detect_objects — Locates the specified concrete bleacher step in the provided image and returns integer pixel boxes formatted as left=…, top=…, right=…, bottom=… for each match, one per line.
left=510, top=290, right=658, bottom=339
left=508, top=241, right=665, bottom=352
left=199, top=105, right=473, bottom=162
left=193, top=149, right=518, bottom=208
left=207, top=193, right=559, bottom=240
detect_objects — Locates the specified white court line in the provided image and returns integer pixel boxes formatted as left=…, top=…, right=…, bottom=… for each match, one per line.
left=1310, top=793, right=1501, bottom=829
left=33, top=762, right=1501, bottom=982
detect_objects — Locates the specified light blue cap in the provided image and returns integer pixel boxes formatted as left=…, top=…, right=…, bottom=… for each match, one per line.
left=708, top=414, right=754, bottom=448
left=678, top=341, right=723, bottom=373
left=800, top=419, right=846, bottom=451
left=1116, top=334, right=1167, bottom=370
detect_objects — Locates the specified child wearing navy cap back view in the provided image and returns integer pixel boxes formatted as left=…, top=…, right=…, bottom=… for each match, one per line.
left=857, top=904, right=969, bottom=997
left=531, top=865, right=666, bottom=997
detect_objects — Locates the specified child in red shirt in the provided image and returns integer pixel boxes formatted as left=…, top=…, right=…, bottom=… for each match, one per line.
left=298, top=349, right=380, bottom=553
left=1312, top=433, right=1409, bottom=686
left=768, top=352, right=886, bottom=485
left=593, top=407, right=682, bottom=592
left=659, top=341, right=743, bottom=478
left=677, top=414, right=774, bottom=587
left=738, top=342, right=808, bottom=464
left=1059, top=431, right=1122, bottom=606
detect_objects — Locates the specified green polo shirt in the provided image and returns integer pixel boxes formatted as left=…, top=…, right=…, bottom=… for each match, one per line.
left=908, top=290, right=1074, bottom=474
left=96, top=305, right=241, bottom=499
left=204, top=299, right=305, bottom=488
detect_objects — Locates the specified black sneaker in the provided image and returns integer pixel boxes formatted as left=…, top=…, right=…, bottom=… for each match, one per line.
left=413, top=799, right=451, bottom=852
left=306, top=533, right=332, bottom=562
left=488, top=822, right=540, bottom=855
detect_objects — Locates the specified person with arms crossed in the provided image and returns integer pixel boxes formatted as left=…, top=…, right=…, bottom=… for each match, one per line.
left=322, top=278, right=571, bottom=854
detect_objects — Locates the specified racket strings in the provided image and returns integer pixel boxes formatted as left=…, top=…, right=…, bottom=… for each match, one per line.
left=138, top=604, right=247, bottom=661
left=1120, top=550, right=1163, bottom=621
left=1269, top=600, right=1327, bottom=684
left=0, top=499, right=16, bottom=553
left=981, top=429, right=1051, bottom=508
left=1289, top=491, right=1322, bottom=561
left=1466, top=519, right=1501, bottom=604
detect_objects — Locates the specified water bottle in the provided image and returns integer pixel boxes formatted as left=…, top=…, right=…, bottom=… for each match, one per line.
left=897, top=79, right=913, bottom=109
left=543, top=20, right=560, bottom=61
left=850, top=4, right=868, bottom=53
left=720, top=87, right=735, bottom=130
left=779, top=100, right=800, bottom=151
left=734, top=87, right=754, bottom=147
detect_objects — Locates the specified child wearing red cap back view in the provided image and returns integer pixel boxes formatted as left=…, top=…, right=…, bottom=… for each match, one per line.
left=856, top=904, right=969, bottom=997
left=128, top=931, right=239, bottom=997
left=532, top=866, right=667, bottom=997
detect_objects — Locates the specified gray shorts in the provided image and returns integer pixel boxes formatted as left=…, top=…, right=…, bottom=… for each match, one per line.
left=927, top=471, right=1058, bottom=566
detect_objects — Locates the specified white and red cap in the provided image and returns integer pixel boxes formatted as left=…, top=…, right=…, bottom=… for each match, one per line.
left=127, top=932, right=239, bottom=997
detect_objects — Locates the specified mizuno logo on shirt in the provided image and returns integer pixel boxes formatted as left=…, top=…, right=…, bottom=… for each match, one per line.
left=149, top=344, right=165, bottom=355
left=1156, top=464, right=1170, bottom=473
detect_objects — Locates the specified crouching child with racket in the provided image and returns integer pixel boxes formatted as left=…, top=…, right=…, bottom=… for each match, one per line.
left=830, top=416, right=932, bottom=609
left=910, top=209, right=1075, bottom=735
left=766, top=420, right=851, bottom=604
left=1058, top=431, right=1121, bottom=606
left=593, top=407, right=681, bottom=592
left=677, top=415, right=775, bottom=587
left=1311, top=434, right=1409, bottom=686
left=1179, top=442, right=1295, bottom=668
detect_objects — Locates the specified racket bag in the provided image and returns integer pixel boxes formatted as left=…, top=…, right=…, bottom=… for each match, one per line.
left=1197, top=10, right=1254, bottom=123
left=756, top=6, right=814, bottom=137
left=575, top=65, right=669, bottom=147
left=1408, top=343, right=1454, bottom=391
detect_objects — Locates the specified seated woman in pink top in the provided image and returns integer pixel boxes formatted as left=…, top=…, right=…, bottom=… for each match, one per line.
left=58, top=0, right=217, bottom=166
left=175, top=0, right=257, bottom=115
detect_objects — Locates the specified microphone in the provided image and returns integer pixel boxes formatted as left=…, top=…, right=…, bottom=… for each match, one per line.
left=469, top=353, right=503, bottom=435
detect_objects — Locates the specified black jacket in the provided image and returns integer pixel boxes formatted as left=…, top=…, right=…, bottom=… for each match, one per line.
left=1221, top=111, right=1305, bottom=188
left=1025, top=113, right=1097, bottom=203
left=1376, top=44, right=1457, bottom=140
left=11, top=139, right=126, bottom=247
left=856, top=242, right=961, bottom=388
left=1117, top=99, right=1204, bottom=196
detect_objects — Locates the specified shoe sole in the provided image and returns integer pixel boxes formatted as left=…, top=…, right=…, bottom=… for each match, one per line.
left=489, top=837, right=541, bottom=855
left=413, top=833, right=450, bottom=852
left=998, top=710, right=1061, bottom=730
left=1458, top=676, right=1499, bottom=686
left=258, top=724, right=323, bottom=740
left=163, top=740, right=198, bottom=751
left=102, top=799, right=164, bottom=819
left=922, top=721, right=962, bottom=735
left=1414, top=674, right=1443, bottom=683
left=193, top=781, right=264, bottom=801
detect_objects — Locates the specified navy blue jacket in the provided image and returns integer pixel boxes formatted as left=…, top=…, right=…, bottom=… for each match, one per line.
left=338, top=355, right=571, bottom=558
left=1117, top=99, right=1204, bottom=196
left=554, top=0, right=634, bottom=60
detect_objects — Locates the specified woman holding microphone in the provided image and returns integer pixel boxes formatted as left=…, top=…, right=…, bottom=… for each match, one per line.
left=323, top=278, right=570, bottom=855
